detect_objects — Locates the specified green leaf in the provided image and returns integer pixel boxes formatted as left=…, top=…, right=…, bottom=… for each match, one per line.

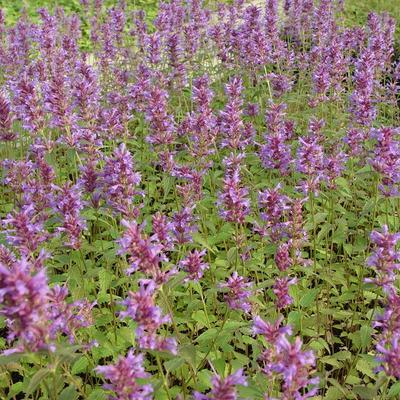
left=360, top=325, right=373, bottom=349
left=356, top=358, right=375, bottom=378
left=8, top=382, right=24, bottom=397
left=196, top=328, right=218, bottom=343
left=352, top=386, right=376, bottom=399
left=192, top=310, right=209, bottom=327
left=164, top=357, right=185, bottom=373
left=26, top=368, right=51, bottom=395
left=320, top=356, right=342, bottom=369
left=0, top=353, right=23, bottom=365
left=71, top=356, right=89, bottom=375
left=180, top=344, right=197, bottom=367
left=98, top=269, right=113, bottom=295
left=87, top=389, right=107, bottom=400
left=388, top=381, right=400, bottom=398
left=300, top=288, right=319, bottom=307
left=60, top=386, right=79, bottom=400
left=193, top=233, right=216, bottom=254
left=325, top=387, right=344, bottom=400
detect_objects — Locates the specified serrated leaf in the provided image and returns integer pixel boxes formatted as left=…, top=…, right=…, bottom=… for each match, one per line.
left=192, top=310, right=209, bottom=327
left=325, top=387, right=344, bottom=400
left=300, top=288, right=319, bottom=307
left=164, top=357, right=185, bottom=372
left=71, top=356, right=89, bottom=374
left=60, top=386, right=79, bottom=400
left=196, top=328, right=218, bottom=343
left=352, top=386, right=376, bottom=399
left=356, top=358, right=375, bottom=378
left=87, top=389, right=107, bottom=400
left=180, top=344, right=197, bottom=367
left=98, top=269, right=113, bottom=295
left=360, top=325, right=372, bottom=349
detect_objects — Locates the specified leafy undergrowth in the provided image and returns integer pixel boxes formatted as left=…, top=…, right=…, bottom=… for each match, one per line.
left=0, top=0, right=400, bottom=399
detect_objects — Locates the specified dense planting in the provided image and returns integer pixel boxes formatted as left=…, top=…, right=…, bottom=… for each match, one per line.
left=0, top=0, right=400, bottom=399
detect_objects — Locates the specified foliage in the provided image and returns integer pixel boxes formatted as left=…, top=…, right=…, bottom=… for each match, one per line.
left=0, top=0, right=399, bottom=399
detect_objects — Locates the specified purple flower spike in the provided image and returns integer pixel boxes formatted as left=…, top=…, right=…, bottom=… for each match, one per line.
left=367, top=225, right=400, bottom=291
left=118, top=219, right=168, bottom=282
left=180, top=249, right=209, bottom=282
left=0, top=258, right=49, bottom=353
left=253, top=315, right=292, bottom=344
left=220, top=272, right=253, bottom=313
left=217, top=169, right=250, bottom=224
left=273, top=277, right=297, bottom=309
left=96, top=350, right=153, bottom=400
left=0, top=92, right=16, bottom=141
left=193, top=369, right=247, bottom=400
left=120, top=279, right=177, bottom=354
left=101, top=143, right=142, bottom=218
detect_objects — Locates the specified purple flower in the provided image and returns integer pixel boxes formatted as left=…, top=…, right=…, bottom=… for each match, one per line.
left=48, top=285, right=95, bottom=343
left=72, top=61, right=100, bottom=124
left=253, top=316, right=292, bottom=344
left=367, top=225, right=400, bottom=291
left=220, top=271, right=253, bottom=313
left=266, top=73, right=293, bottom=97
left=193, top=369, right=247, bottom=400
left=349, top=48, right=376, bottom=127
left=273, top=277, right=297, bottom=309
left=118, top=219, right=168, bottom=282
left=53, top=183, right=86, bottom=250
left=275, top=243, right=292, bottom=271
left=145, top=86, right=175, bottom=146
left=0, top=92, right=16, bottom=141
left=219, top=76, right=253, bottom=150
left=78, top=157, right=100, bottom=205
left=296, top=134, right=324, bottom=177
left=0, top=244, right=16, bottom=267
left=0, top=257, right=49, bottom=353
left=323, top=149, right=347, bottom=188
left=260, top=132, right=291, bottom=175
left=95, top=350, right=153, bottom=400
left=271, top=336, right=319, bottom=399
left=172, top=206, right=198, bottom=244
left=101, top=143, right=142, bottom=217
left=369, top=127, right=400, bottom=196
left=12, top=73, right=45, bottom=134
left=245, top=102, right=259, bottom=117
left=343, top=128, right=367, bottom=157
left=166, top=33, right=187, bottom=88
left=256, top=184, right=289, bottom=241
left=43, top=58, right=76, bottom=133
left=217, top=169, right=250, bottom=224
left=180, top=249, right=209, bottom=282
left=2, top=205, right=48, bottom=256
left=151, top=212, right=175, bottom=251
left=376, top=335, right=400, bottom=379
left=120, top=279, right=177, bottom=354
left=255, top=316, right=319, bottom=398
left=374, top=289, right=400, bottom=337
left=297, top=146, right=324, bottom=195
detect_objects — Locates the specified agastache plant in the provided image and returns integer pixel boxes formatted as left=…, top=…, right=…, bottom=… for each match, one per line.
left=0, top=0, right=399, bottom=398
left=96, top=350, right=153, bottom=400
left=119, top=279, right=177, bottom=354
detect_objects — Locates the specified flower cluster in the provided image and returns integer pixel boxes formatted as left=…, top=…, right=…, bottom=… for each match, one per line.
left=253, top=316, right=319, bottom=399
left=120, top=279, right=177, bottom=354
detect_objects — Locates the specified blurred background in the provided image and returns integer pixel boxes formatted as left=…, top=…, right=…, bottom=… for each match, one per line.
left=0, top=0, right=398, bottom=43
